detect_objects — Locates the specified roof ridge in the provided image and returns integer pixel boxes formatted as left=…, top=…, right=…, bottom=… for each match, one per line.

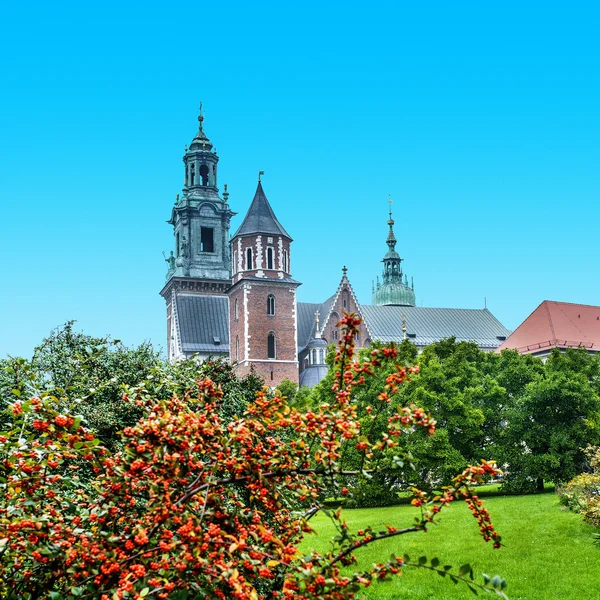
left=544, top=300, right=557, bottom=341
left=553, top=303, right=591, bottom=342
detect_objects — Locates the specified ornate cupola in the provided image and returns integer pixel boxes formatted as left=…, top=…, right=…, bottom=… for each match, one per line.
left=372, top=200, right=416, bottom=307
left=165, top=105, right=235, bottom=281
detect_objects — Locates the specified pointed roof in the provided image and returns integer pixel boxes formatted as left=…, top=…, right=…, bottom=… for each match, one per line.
left=233, top=182, right=292, bottom=239
left=498, top=300, right=600, bottom=354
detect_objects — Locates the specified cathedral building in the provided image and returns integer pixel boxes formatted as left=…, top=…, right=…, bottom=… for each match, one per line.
left=160, top=110, right=510, bottom=387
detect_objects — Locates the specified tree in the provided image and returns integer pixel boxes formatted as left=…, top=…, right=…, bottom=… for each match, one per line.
left=1, top=315, right=507, bottom=599
left=1, top=322, right=163, bottom=452
left=501, top=369, right=600, bottom=492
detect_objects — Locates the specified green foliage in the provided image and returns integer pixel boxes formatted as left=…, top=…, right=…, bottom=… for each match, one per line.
left=0, top=314, right=506, bottom=600
left=501, top=370, right=600, bottom=492
left=559, top=445, right=600, bottom=527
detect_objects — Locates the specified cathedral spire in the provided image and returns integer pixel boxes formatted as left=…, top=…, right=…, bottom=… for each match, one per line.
left=387, top=197, right=397, bottom=251
left=372, top=198, right=416, bottom=307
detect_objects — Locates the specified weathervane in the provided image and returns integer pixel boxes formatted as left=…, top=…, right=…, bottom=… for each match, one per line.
left=258, top=170, right=265, bottom=182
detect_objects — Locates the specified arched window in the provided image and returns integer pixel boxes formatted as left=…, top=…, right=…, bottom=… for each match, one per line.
left=199, top=164, right=209, bottom=186
left=319, top=348, right=324, bottom=364
left=176, top=232, right=180, bottom=257
left=283, top=250, right=288, bottom=272
left=246, top=248, right=253, bottom=270
left=312, top=349, right=317, bottom=364
left=235, top=336, right=239, bottom=361
left=267, top=332, right=276, bottom=359
left=267, top=247, right=274, bottom=270
left=190, top=163, right=196, bottom=185
left=232, top=250, right=237, bottom=274
left=235, top=298, right=239, bottom=322
left=267, top=294, right=275, bottom=316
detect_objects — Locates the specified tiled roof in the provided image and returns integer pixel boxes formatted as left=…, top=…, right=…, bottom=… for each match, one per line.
left=297, top=295, right=335, bottom=352
left=360, top=305, right=511, bottom=349
left=498, top=300, right=600, bottom=354
left=176, top=295, right=230, bottom=354
left=233, top=182, right=292, bottom=239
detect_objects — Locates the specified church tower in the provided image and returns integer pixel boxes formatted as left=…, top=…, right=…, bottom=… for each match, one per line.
left=228, top=178, right=300, bottom=385
left=160, top=107, right=235, bottom=361
left=372, top=202, right=416, bottom=306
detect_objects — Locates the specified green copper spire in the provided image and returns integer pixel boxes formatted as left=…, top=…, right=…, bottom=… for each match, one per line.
left=372, top=198, right=416, bottom=307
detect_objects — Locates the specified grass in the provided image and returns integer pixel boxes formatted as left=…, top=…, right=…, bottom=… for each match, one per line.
left=300, top=492, right=600, bottom=599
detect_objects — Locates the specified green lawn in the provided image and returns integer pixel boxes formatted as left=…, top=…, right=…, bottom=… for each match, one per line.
left=301, top=492, right=600, bottom=599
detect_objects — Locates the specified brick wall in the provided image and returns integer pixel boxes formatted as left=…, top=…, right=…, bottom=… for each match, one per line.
left=232, top=235, right=292, bottom=284
left=228, top=278, right=299, bottom=386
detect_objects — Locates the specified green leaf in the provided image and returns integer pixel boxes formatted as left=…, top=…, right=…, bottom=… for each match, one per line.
left=458, top=563, right=472, bottom=578
left=11, top=389, right=21, bottom=397
left=418, top=556, right=427, bottom=565
left=482, top=573, right=491, bottom=585
left=491, top=575, right=502, bottom=588
left=140, top=588, right=150, bottom=597
left=431, top=557, right=439, bottom=568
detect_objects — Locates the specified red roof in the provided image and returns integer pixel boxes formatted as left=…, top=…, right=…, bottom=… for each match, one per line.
left=498, top=301, right=600, bottom=354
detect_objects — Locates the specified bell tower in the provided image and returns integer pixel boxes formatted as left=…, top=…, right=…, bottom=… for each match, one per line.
left=228, top=177, right=300, bottom=385
left=160, top=106, right=235, bottom=361
left=166, top=105, right=235, bottom=281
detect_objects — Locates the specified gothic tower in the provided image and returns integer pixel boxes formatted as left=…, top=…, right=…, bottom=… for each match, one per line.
left=160, top=108, right=235, bottom=361
left=227, top=179, right=300, bottom=385
left=372, top=203, right=416, bottom=306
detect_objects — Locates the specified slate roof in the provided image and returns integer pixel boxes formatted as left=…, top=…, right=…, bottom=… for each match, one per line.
left=299, top=365, right=330, bottom=388
left=498, top=300, right=600, bottom=354
left=297, top=295, right=336, bottom=352
left=233, top=182, right=292, bottom=239
left=360, top=305, right=511, bottom=349
left=176, top=295, right=229, bottom=354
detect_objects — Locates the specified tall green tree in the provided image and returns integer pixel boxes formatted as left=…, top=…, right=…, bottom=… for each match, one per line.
left=501, top=369, right=600, bottom=492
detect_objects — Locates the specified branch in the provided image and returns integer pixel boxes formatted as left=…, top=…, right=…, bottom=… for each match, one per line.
left=328, top=526, right=422, bottom=567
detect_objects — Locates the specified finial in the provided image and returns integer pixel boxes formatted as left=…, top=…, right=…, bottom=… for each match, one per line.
left=402, top=313, right=407, bottom=340
left=342, top=265, right=348, bottom=276
left=223, top=183, right=229, bottom=202
left=315, top=310, right=320, bottom=335
left=411, top=276, right=414, bottom=290
left=176, top=193, right=179, bottom=202
left=387, top=195, right=395, bottom=226
left=184, top=145, right=188, bottom=153
left=198, top=101, right=204, bottom=123
left=258, top=170, right=265, bottom=183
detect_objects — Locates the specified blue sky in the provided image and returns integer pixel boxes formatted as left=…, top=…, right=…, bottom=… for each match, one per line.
left=1, top=1, right=599, bottom=358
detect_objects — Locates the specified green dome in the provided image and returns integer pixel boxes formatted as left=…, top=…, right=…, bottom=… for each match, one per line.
left=372, top=203, right=416, bottom=307
left=372, top=281, right=416, bottom=306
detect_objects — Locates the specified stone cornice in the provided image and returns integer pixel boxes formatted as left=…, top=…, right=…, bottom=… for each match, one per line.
left=160, top=276, right=232, bottom=299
